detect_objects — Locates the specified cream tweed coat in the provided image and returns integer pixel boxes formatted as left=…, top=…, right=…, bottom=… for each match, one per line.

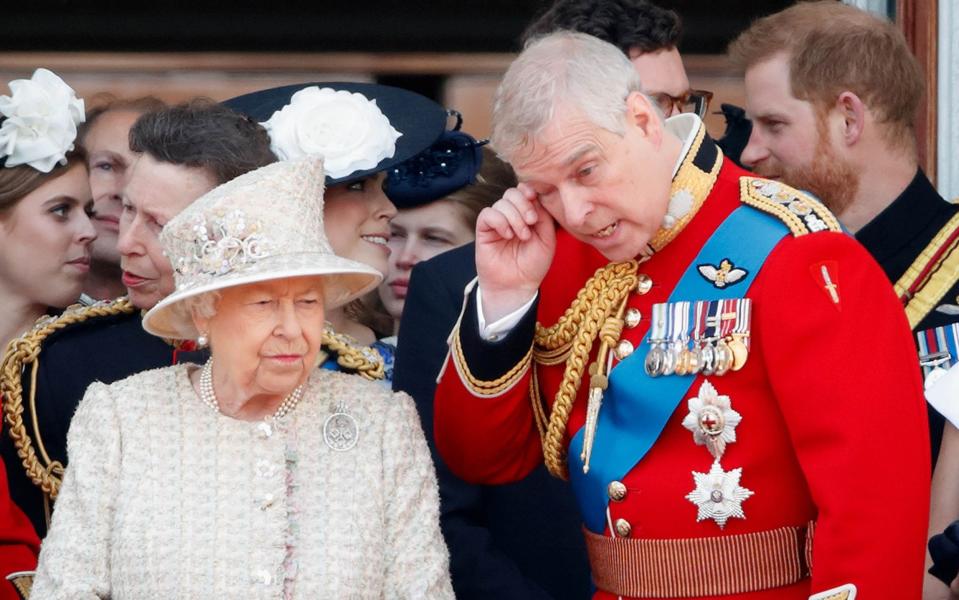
left=31, top=364, right=453, bottom=599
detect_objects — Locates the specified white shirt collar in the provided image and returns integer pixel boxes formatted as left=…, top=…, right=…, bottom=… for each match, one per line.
left=666, top=113, right=702, bottom=178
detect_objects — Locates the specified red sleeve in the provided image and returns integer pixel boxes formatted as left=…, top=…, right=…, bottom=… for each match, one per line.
left=755, top=231, right=929, bottom=597
left=0, top=416, right=40, bottom=598
left=434, top=292, right=544, bottom=484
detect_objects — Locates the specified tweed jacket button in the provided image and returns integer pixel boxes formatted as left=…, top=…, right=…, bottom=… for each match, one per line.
left=256, top=421, right=273, bottom=439
left=607, top=480, right=627, bottom=502
left=614, top=518, right=632, bottom=538
left=251, top=569, right=272, bottom=585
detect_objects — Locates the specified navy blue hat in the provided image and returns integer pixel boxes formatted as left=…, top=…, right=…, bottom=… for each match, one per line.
left=386, top=117, right=488, bottom=209
left=224, top=82, right=448, bottom=186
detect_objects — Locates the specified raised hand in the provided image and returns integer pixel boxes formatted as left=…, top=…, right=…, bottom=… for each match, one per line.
left=474, top=183, right=556, bottom=322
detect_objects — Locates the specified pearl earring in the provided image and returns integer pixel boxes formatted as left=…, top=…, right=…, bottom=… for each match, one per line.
left=197, top=333, right=208, bottom=347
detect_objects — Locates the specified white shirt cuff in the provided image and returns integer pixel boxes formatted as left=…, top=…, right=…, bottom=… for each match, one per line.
left=476, top=287, right=538, bottom=341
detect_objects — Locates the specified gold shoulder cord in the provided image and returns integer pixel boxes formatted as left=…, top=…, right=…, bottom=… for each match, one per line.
left=1, top=297, right=134, bottom=512
left=321, top=326, right=385, bottom=381
left=531, top=261, right=638, bottom=479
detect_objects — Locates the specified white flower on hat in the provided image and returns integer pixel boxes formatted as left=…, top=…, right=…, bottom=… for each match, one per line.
left=0, top=68, right=85, bottom=173
left=262, top=86, right=402, bottom=180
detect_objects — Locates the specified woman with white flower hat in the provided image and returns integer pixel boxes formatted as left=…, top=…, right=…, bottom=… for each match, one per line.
left=225, top=82, right=451, bottom=381
left=31, top=156, right=454, bottom=598
left=0, top=67, right=93, bottom=596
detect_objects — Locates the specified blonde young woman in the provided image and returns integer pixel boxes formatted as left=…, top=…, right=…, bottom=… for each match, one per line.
left=31, top=157, right=452, bottom=598
left=0, top=68, right=93, bottom=593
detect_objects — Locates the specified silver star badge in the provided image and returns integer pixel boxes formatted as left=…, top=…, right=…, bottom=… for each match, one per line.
left=685, top=461, right=753, bottom=529
left=681, top=380, right=742, bottom=459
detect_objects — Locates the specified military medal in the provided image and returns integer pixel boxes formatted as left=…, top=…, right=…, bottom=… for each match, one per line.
left=670, top=302, right=692, bottom=376
left=682, top=379, right=752, bottom=528
left=685, top=461, right=754, bottom=529
left=725, top=299, right=752, bottom=371
left=917, top=325, right=959, bottom=389
left=644, top=303, right=668, bottom=377
left=682, top=380, right=742, bottom=459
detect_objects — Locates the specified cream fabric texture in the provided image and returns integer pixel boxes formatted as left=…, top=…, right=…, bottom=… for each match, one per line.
left=31, top=364, right=453, bottom=599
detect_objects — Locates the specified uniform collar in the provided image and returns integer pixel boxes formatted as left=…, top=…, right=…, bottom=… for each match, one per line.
left=855, top=169, right=952, bottom=263
left=648, top=114, right=723, bottom=253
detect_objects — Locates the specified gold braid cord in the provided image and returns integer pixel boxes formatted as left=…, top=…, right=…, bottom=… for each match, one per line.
left=531, top=261, right=638, bottom=479
left=1, top=297, right=135, bottom=501
left=322, top=326, right=385, bottom=381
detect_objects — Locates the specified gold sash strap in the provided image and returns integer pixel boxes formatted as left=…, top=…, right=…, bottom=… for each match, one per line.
left=894, top=211, right=959, bottom=328
left=584, top=522, right=813, bottom=598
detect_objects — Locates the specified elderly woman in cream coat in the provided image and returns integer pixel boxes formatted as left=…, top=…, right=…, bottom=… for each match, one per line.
left=30, top=157, right=453, bottom=599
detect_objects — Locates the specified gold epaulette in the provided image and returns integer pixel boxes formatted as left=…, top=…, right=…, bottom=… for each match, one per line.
left=739, top=177, right=842, bottom=237
left=894, top=210, right=959, bottom=328
left=321, top=325, right=385, bottom=381
left=1, top=296, right=135, bottom=510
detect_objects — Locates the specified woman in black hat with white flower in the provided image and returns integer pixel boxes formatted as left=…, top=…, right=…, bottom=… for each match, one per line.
left=225, top=82, right=460, bottom=382
left=31, top=156, right=453, bottom=598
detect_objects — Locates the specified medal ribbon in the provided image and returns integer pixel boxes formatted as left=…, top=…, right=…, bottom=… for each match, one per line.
left=568, top=204, right=791, bottom=534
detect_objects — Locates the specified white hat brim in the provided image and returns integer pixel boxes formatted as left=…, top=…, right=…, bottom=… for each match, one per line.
left=142, top=251, right=382, bottom=340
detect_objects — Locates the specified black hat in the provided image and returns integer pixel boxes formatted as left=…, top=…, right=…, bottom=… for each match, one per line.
left=224, top=82, right=448, bottom=186
left=386, top=113, right=488, bottom=209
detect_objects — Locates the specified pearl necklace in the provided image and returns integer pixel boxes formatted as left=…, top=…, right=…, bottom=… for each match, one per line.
left=198, top=358, right=305, bottom=419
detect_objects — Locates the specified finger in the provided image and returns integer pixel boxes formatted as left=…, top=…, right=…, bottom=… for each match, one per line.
left=515, top=183, right=542, bottom=224
left=494, top=197, right=532, bottom=240
left=476, top=206, right=515, bottom=241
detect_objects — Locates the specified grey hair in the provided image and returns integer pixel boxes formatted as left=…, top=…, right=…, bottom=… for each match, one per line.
left=491, top=30, right=646, bottom=162
left=176, top=291, right=222, bottom=338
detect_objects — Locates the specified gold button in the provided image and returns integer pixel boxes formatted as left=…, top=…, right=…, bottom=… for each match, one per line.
left=624, top=308, right=641, bottom=329
left=614, top=340, right=634, bottom=360
left=636, top=274, right=653, bottom=295
left=614, top=518, right=632, bottom=538
left=607, top=481, right=627, bottom=502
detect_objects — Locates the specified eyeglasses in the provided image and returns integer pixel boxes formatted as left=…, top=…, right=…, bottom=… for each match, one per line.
left=651, top=89, right=714, bottom=119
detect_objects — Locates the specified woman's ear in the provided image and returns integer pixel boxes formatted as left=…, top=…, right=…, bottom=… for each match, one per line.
left=191, top=308, right=210, bottom=343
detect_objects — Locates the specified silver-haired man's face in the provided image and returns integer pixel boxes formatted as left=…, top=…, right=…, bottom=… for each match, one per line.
left=511, top=94, right=674, bottom=262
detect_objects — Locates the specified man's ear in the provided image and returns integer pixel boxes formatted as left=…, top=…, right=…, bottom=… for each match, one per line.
left=834, top=91, right=866, bottom=146
left=625, top=91, right=662, bottom=143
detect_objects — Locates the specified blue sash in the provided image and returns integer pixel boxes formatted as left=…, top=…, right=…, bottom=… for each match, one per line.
left=568, top=205, right=790, bottom=533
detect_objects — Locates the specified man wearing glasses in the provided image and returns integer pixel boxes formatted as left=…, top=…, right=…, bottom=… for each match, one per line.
left=523, top=0, right=711, bottom=120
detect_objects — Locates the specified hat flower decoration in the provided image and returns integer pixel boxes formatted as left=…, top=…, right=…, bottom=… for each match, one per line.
left=144, top=157, right=382, bottom=340
left=263, top=86, right=402, bottom=180
left=0, top=68, right=85, bottom=173
left=176, top=209, right=272, bottom=288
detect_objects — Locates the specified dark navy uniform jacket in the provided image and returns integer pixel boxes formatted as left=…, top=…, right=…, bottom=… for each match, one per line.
left=394, top=242, right=590, bottom=600
left=1, top=308, right=207, bottom=537
left=855, top=169, right=959, bottom=463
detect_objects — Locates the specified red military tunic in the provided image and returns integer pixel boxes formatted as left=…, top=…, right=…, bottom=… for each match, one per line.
left=435, top=125, right=929, bottom=599
left=0, top=415, right=39, bottom=600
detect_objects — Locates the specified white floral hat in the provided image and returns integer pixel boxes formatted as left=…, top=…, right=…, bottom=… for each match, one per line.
left=0, top=68, right=85, bottom=173
left=142, top=156, right=382, bottom=340
left=224, top=82, right=448, bottom=185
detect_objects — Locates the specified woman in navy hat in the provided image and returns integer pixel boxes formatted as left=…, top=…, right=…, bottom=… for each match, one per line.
left=225, top=82, right=454, bottom=382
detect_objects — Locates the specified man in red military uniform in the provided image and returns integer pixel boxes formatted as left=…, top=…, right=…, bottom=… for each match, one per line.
left=434, top=31, right=930, bottom=599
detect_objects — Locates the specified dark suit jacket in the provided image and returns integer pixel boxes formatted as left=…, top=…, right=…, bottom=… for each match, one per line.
left=855, top=169, right=959, bottom=465
left=1, top=309, right=207, bottom=537
left=393, top=242, right=590, bottom=600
